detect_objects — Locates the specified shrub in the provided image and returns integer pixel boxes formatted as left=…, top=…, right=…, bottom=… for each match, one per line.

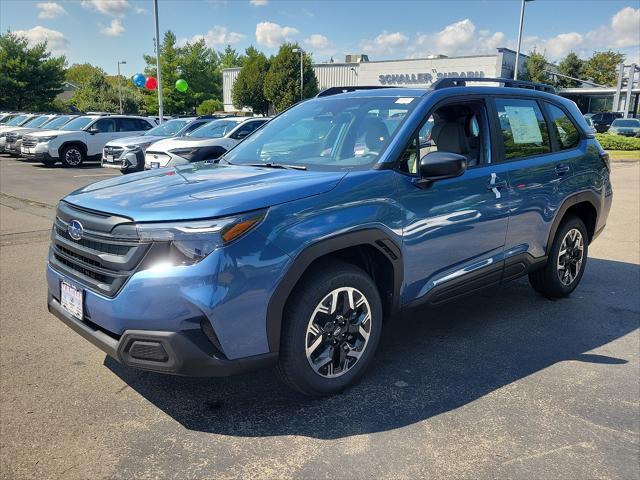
left=595, top=133, right=640, bottom=151
left=196, top=99, right=224, bottom=115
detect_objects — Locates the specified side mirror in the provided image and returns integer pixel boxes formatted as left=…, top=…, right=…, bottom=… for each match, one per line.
left=417, top=151, right=467, bottom=186
left=88, top=127, right=99, bottom=135
left=232, top=131, right=249, bottom=140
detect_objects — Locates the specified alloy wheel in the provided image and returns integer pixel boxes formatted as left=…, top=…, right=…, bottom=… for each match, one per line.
left=557, top=228, right=584, bottom=286
left=305, top=287, right=372, bottom=378
left=65, top=148, right=82, bottom=166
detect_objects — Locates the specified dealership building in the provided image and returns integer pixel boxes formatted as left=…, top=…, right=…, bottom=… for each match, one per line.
left=222, top=47, right=639, bottom=116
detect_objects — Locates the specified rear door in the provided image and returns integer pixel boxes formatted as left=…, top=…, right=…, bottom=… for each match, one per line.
left=86, top=118, right=118, bottom=156
left=490, top=96, right=575, bottom=272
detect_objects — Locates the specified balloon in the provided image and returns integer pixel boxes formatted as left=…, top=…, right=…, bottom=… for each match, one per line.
left=145, top=76, right=158, bottom=90
left=175, top=79, right=188, bottom=92
left=132, top=73, right=146, bottom=88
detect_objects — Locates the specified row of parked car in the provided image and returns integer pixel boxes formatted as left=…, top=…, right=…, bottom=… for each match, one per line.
left=0, top=112, right=271, bottom=172
left=583, top=111, right=640, bottom=136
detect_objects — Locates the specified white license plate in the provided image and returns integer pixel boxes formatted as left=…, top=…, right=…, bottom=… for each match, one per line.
left=60, top=281, right=83, bottom=319
left=24, top=148, right=33, bottom=154
left=150, top=162, right=160, bottom=169
left=105, top=154, right=114, bottom=162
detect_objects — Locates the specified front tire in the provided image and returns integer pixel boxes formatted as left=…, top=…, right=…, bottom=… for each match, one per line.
left=60, top=145, right=85, bottom=168
left=276, top=261, right=383, bottom=397
left=529, top=216, right=588, bottom=298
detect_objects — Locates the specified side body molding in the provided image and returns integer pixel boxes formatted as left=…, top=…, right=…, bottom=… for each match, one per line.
left=266, top=228, right=403, bottom=352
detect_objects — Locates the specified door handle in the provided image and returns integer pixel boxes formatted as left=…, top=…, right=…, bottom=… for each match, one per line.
left=555, top=164, right=570, bottom=176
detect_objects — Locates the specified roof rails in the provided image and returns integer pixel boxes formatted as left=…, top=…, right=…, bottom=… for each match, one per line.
left=431, top=77, right=556, bottom=94
left=316, top=86, right=395, bottom=97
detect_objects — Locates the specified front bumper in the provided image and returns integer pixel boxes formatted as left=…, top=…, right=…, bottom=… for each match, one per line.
left=48, top=293, right=277, bottom=376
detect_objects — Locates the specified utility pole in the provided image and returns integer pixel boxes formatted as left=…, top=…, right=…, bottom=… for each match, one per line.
left=153, top=0, right=164, bottom=123
left=514, top=0, right=535, bottom=80
left=117, top=60, right=126, bottom=114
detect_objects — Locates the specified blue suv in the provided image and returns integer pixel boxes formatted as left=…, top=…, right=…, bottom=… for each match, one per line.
left=47, top=78, right=612, bottom=396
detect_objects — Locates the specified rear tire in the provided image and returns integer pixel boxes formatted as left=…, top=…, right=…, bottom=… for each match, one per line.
left=529, top=216, right=588, bottom=298
left=60, top=145, right=85, bottom=168
left=276, top=261, right=383, bottom=397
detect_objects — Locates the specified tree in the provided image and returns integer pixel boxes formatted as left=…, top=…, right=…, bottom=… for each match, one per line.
left=196, top=99, right=224, bottom=115
left=219, top=44, right=244, bottom=69
left=143, top=30, right=183, bottom=114
left=555, top=52, right=583, bottom=88
left=0, top=31, right=66, bottom=110
left=232, top=46, right=270, bottom=114
left=522, top=49, right=550, bottom=83
left=65, top=63, right=107, bottom=86
left=70, top=72, right=117, bottom=112
left=179, top=39, right=222, bottom=113
left=263, top=43, right=318, bottom=112
left=582, top=50, right=625, bottom=86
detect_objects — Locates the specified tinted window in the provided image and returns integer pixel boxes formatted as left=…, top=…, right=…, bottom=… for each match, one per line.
left=146, top=119, right=189, bottom=136
left=61, top=116, right=94, bottom=131
left=93, top=118, right=116, bottom=133
left=189, top=119, right=243, bottom=139
left=495, top=98, right=550, bottom=160
left=231, top=120, right=265, bottom=139
left=136, top=119, right=153, bottom=130
left=547, top=104, right=580, bottom=149
left=182, top=120, right=207, bottom=135
left=116, top=118, right=150, bottom=131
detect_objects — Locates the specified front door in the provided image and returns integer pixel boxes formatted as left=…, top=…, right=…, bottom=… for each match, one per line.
left=396, top=97, right=511, bottom=307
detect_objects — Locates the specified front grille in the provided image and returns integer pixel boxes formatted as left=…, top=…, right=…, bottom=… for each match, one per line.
left=49, top=203, right=150, bottom=297
left=103, top=145, right=125, bottom=161
left=22, top=137, right=37, bottom=148
left=6, top=132, right=19, bottom=143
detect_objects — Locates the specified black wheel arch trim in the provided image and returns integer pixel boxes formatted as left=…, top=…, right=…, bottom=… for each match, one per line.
left=546, top=190, right=600, bottom=255
left=266, top=228, right=403, bottom=353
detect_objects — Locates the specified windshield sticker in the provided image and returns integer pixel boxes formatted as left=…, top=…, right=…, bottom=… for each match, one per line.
left=504, top=106, right=543, bottom=144
left=395, top=97, right=414, bottom=105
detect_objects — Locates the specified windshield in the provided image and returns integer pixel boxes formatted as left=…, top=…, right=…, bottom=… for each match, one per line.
left=61, top=116, right=95, bottom=131
left=612, top=119, right=640, bottom=127
left=23, top=116, right=51, bottom=128
left=0, top=115, right=15, bottom=124
left=189, top=119, right=242, bottom=138
left=5, top=115, right=28, bottom=126
left=42, top=115, right=74, bottom=129
left=224, top=96, right=417, bottom=170
left=145, top=119, right=189, bottom=137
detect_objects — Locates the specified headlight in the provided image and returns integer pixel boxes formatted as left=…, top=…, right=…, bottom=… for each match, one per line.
left=127, top=142, right=153, bottom=152
left=37, top=135, right=57, bottom=142
left=0, top=133, right=6, bottom=139
left=169, top=147, right=199, bottom=161
left=137, top=210, right=266, bottom=266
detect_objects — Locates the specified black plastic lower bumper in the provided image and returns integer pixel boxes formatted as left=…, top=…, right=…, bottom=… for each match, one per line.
left=47, top=295, right=277, bottom=377
left=23, top=151, right=55, bottom=163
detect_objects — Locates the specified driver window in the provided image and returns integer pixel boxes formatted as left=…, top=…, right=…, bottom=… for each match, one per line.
left=399, top=101, right=487, bottom=174
left=93, top=118, right=115, bottom=133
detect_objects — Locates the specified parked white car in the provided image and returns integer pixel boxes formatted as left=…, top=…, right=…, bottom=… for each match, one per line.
left=144, top=117, right=269, bottom=169
left=21, top=115, right=156, bottom=167
left=0, top=114, right=38, bottom=152
left=4, top=114, right=61, bottom=155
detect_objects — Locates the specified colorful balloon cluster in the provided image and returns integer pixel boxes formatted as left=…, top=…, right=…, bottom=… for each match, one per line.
left=131, top=73, right=189, bottom=93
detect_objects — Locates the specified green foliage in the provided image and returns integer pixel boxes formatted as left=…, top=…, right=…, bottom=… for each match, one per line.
left=196, top=98, right=224, bottom=115
left=232, top=47, right=270, bottom=115
left=65, top=63, right=106, bottom=86
left=596, top=133, right=640, bottom=151
left=582, top=51, right=625, bottom=86
left=522, top=49, right=550, bottom=83
left=219, top=45, right=245, bottom=69
left=70, top=72, right=143, bottom=113
left=556, top=53, right=583, bottom=88
left=143, top=30, right=182, bottom=114
left=263, top=43, right=318, bottom=112
left=0, top=31, right=66, bottom=110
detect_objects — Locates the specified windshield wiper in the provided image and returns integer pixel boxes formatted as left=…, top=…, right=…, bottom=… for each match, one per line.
left=244, top=162, right=307, bottom=171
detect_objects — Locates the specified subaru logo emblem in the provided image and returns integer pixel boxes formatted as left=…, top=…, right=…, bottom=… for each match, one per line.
left=68, top=220, right=84, bottom=241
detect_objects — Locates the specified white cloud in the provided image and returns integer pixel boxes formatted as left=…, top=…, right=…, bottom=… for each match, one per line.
left=81, top=0, right=130, bottom=17
left=99, top=19, right=125, bottom=37
left=180, top=26, right=245, bottom=48
left=409, top=19, right=505, bottom=58
left=250, top=0, right=268, bottom=5
left=135, top=6, right=147, bottom=14
left=255, top=22, right=298, bottom=48
left=587, top=6, right=640, bottom=49
left=304, top=33, right=333, bottom=50
left=13, top=26, right=68, bottom=55
left=36, top=2, right=67, bottom=19
left=361, top=31, right=408, bottom=55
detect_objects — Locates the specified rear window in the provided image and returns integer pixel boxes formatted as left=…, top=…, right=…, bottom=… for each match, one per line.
left=495, top=98, right=550, bottom=160
left=611, top=119, right=640, bottom=127
left=546, top=104, right=580, bottom=150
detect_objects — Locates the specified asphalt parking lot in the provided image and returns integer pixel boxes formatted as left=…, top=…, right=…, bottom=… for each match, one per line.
left=1, top=155, right=638, bottom=479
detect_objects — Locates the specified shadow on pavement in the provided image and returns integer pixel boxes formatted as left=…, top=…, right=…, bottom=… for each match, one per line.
left=106, top=257, right=639, bottom=439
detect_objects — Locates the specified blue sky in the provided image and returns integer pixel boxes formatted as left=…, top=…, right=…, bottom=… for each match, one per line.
left=1, top=0, right=639, bottom=76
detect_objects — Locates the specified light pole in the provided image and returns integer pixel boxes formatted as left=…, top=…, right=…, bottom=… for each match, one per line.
left=514, top=0, right=535, bottom=80
left=153, top=0, right=164, bottom=123
left=292, top=48, right=304, bottom=101
left=117, top=60, right=126, bottom=114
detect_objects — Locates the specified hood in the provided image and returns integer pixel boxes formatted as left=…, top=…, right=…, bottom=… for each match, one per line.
left=107, top=135, right=165, bottom=147
left=27, top=129, right=74, bottom=138
left=147, top=136, right=223, bottom=151
left=63, top=162, right=346, bottom=222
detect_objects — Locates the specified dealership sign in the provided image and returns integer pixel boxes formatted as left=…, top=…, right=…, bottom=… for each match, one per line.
left=378, top=71, right=486, bottom=85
